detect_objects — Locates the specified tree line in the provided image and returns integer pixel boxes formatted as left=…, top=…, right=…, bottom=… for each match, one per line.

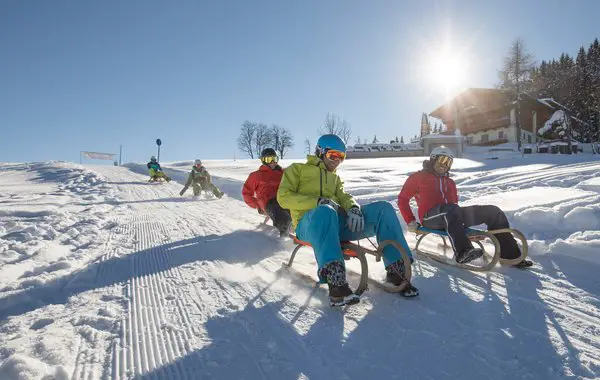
left=236, top=113, right=355, bottom=158
left=237, top=121, right=294, bottom=159
left=499, top=37, right=600, bottom=145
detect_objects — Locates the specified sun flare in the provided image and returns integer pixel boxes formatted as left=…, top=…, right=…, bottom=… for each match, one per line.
left=429, top=51, right=467, bottom=94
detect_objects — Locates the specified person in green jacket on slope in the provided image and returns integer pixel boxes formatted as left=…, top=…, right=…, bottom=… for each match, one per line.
left=147, top=156, right=171, bottom=182
left=179, top=159, right=224, bottom=198
left=277, top=134, right=418, bottom=306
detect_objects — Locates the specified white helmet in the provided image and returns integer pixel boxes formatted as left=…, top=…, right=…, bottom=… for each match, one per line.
left=430, top=146, right=454, bottom=160
left=194, top=159, right=202, bottom=166
left=150, top=156, right=157, bottom=162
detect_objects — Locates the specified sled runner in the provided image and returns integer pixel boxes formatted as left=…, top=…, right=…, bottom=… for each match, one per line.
left=283, top=235, right=413, bottom=296
left=414, top=226, right=528, bottom=271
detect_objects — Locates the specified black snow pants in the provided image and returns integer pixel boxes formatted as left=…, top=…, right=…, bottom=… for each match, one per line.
left=421, top=204, right=521, bottom=260
left=265, top=197, right=292, bottom=234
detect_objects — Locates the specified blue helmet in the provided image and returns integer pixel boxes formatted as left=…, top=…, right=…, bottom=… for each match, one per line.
left=315, top=134, right=346, bottom=157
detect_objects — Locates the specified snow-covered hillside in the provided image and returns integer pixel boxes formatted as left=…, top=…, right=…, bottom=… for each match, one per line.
left=1, top=155, right=599, bottom=379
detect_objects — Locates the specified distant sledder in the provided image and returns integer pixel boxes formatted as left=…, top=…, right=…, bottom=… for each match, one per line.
left=147, top=156, right=171, bottom=182
left=243, top=148, right=292, bottom=238
left=179, top=159, right=224, bottom=198
left=398, top=146, right=532, bottom=270
left=277, top=134, right=418, bottom=307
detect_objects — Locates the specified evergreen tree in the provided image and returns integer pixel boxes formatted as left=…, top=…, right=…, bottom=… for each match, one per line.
left=400, top=136, right=404, bottom=143
left=588, top=39, right=600, bottom=142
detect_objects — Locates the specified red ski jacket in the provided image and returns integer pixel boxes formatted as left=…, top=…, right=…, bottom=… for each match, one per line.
left=243, top=165, right=284, bottom=211
left=397, top=162, right=458, bottom=223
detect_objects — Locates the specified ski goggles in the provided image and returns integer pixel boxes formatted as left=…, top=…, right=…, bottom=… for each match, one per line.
left=262, top=155, right=279, bottom=164
left=324, top=149, right=346, bottom=161
left=434, top=155, right=453, bottom=169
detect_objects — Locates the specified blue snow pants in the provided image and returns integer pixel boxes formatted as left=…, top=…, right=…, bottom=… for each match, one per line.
left=295, top=201, right=413, bottom=271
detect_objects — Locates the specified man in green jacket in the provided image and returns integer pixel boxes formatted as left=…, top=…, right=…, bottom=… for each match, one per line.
left=277, top=134, right=418, bottom=306
left=179, top=159, right=224, bottom=198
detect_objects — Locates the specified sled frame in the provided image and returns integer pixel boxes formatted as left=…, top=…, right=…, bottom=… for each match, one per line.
left=284, top=235, right=413, bottom=295
left=414, top=227, right=528, bottom=271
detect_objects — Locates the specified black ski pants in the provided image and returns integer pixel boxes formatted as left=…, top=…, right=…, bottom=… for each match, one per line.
left=265, top=197, right=292, bottom=234
left=421, top=203, right=521, bottom=260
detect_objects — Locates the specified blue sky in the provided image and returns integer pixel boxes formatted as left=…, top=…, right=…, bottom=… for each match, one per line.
left=1, top=0, right=599, bottom=163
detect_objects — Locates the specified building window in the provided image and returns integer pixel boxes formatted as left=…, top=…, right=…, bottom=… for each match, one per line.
left=481, top=134, right=489, bottom=143
left=528, top=135, right=532, bottom=143
left=499, top=131, right=504, bottom=140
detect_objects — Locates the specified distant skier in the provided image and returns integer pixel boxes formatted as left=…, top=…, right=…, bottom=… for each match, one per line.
left=179, top=159, right=224, bottom=198
left=277, top=134, right=418, bottom=306
left=243, top=148, right=291, bottom=237
left=398, top=146, right=532, bottom=268
left=147, top=156, right=171, bottom=182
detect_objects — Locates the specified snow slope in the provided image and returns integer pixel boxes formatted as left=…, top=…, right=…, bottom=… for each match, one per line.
left=1, top=155, right=599, bottom=379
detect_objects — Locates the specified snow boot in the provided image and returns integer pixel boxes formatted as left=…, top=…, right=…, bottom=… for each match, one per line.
left=455, top=247, right=484, bottom=264
left=513, top=259, right=533, bottom=269
left=328, top=283, right=360, bottom=306
left=319, top=261, right=360, bottom=306
left=386, top=260, right=419, bottom=298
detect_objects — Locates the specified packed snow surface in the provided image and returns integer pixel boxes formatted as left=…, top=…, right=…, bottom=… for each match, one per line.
left=1, top=153, right=600, bottom=379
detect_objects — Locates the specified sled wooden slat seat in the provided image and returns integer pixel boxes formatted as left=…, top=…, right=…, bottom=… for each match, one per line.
left=284, top=234, right=413, bottom=295
left=414, top=226, right=529, bottom=271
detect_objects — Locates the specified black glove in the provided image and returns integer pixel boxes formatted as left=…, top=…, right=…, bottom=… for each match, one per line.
left=257, top=208, right=265, bottom=215
left=317, top=197, right=340, bottom=211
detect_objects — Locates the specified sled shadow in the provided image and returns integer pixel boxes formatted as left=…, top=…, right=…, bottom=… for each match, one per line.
left=134, top=258, right=588, bottom=379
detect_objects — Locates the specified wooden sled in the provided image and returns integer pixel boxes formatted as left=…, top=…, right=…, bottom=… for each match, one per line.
left=283, top=235, right=413, bottom=295
left=148, top=173, right=171, bottom=182
left=414, top=226, right=528, bottom=272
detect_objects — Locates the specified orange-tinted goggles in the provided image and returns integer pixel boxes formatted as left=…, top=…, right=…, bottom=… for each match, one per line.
left=325, top=149, right=346, bottom=161
left=262, top=155, right=279, bottom=164
left=435, top=155, right=453, bottom=168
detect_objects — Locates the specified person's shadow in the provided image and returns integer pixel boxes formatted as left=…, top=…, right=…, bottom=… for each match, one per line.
left=133, top=257, right=590, bottom=379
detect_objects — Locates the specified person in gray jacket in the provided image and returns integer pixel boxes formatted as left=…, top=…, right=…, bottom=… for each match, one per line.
left=179, top=159, right=224, bottom=198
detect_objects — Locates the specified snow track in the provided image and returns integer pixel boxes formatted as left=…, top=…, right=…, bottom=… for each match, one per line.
left=2, top=161, right=600, bottom=380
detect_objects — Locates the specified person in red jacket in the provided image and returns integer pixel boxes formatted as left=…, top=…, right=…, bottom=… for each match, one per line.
left=398, top=146, right=532, bottom=267
left=243, top=148, right=291, bottom=237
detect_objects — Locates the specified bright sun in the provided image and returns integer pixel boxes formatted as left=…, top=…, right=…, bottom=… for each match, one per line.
left=428, top=50, right=468, bottom=95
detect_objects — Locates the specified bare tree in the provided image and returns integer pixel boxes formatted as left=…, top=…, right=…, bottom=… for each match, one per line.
left=279, top=128, right=294, bottom=158
left=498, top=38, right=536, bottom=150
left=319, top=113, right=338, bottom=134
left=237, top=120, right=256, bottom=158
left=270, top=125, right=283, bottom=154
left=270, top=125, right=294, bottom=158
left=254, top=123, right=273, bottom=157
left=338, top=119, right=352, bottom=145
left=304, top=138, right=312, bottom=155
left=318, top=112, right=352, bottom=144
